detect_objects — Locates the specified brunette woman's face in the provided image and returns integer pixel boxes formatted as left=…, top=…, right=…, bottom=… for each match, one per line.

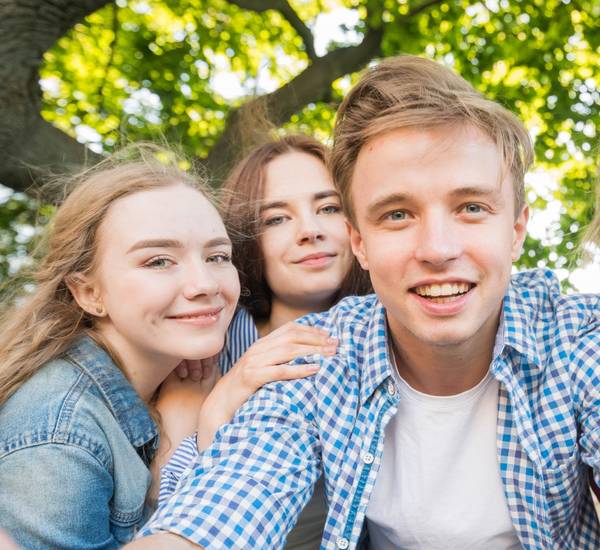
left=258, top=151, right=352, bottom=311
left=92, top=184, right=240, bottom=365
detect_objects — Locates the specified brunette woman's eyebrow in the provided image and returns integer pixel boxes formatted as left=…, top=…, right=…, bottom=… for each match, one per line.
left=204, top=237, right=232, bottom=249
left=313, top=190, right=340, bottom=201
left=127, top=239, right=183, bottom=253
left=260, top=191, right=340, bottom=213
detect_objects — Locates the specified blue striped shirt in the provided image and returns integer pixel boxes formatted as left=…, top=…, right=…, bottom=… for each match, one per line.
left=141, top=270, right=600, bottom=549
left=161, top=308, right=259, bottom=495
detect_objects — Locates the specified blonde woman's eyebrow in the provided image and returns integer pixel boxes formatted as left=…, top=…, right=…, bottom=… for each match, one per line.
left=127, top=239, right=183, bottom=253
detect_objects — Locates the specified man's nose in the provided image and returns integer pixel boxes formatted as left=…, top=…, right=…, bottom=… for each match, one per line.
left=414, top=216, right=462, bottom=266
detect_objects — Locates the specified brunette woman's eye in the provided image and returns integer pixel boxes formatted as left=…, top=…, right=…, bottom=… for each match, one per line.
left=319, top=204, right=341, bottom=215
left=143, top=256, right=174, bottom=269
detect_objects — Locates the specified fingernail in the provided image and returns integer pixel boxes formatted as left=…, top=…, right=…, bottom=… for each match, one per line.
left=327, top=337, right=338, bottom=344
left=308, top=364, right=320, bottom=371
left=324, top=345, right=337, bottom=354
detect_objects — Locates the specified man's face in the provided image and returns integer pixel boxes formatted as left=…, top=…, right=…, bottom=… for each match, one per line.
left=349, top=125, right=528, bottom=354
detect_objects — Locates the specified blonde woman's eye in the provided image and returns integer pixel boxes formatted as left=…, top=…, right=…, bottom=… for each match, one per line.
left=264, top=215, right=286, bottom=226
left=207, top=253, right=232, bottom=264
left=319, top=204, right=341, bottom=215
left=144, top=256, right=174, bottom=269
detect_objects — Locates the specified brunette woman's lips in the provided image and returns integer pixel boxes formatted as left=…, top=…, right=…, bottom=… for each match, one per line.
left=294, top=252, right=337, bottom=268
left=167, top=306, right=224, bottom=326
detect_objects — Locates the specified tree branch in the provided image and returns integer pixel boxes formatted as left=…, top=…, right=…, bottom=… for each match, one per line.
left=407, top=0, right=444, bottom=18
left=0, top=0, right=112, bottom=194
left=227, top=0, right=317, bottom=60
left=204, top=26, right=383, bottom=182
left=0, top=117, right=102, bottom=195
left=97, top=2, right=119, bottom=114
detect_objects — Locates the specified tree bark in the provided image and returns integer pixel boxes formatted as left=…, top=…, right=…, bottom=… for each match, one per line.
left=0, top=0, right=107, bottom=194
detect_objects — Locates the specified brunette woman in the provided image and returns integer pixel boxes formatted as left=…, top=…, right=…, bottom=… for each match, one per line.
left=156, top=135, right=371, bottom=550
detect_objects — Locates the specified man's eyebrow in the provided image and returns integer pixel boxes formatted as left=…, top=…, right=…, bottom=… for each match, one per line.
left=448, top=185, right=502, bottom=199
left=127, top=239, right=183, bottom=253
left=365, top=193, right=410, bottom=220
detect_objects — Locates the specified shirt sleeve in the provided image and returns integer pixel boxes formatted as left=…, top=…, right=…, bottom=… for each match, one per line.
left=573, top=330, right=600, bottom=482
left=0, top=442, right=118, bottom=549
left=159, top=435, right=199, bottom=507
left=139, top=375, right=321, bottom=550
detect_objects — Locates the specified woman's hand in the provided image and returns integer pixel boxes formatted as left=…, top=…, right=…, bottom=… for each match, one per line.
left=196, top=322, right=337, bottom=449
left=148, top=359, right=219, bottom=503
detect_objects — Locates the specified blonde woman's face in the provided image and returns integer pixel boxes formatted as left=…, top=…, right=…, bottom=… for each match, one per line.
left=258, top=151, right=352, bottom=311
left=93, top=184, right=240, bottom=366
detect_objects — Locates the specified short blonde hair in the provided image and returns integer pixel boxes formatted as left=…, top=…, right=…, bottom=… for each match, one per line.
left=331, top=55, right=533, bottom=224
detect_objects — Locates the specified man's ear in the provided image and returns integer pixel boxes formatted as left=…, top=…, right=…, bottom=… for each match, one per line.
left=511, top=205, right=529, bottom=262
left=348, top=221, right=369, bottom=270
left=65, top=273, right=106, bottom=317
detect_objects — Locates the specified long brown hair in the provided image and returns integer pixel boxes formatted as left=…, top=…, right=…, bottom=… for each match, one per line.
left=0, top=145, right=210, bottom=406
left=220, top=134, right=371, bottom=321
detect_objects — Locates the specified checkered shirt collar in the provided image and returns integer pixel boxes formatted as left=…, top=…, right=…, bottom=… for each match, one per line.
left=356, top=297, right=394, bottom=405
left=357, top=276, right=548, bottom=404
left=500, top=280, right=544, bottom=371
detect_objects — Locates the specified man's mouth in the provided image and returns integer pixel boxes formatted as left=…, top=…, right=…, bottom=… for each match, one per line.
left=411, top=282, right=475, bottom=303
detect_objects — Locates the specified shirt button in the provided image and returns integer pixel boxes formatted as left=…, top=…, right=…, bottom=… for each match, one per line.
left=363, top=452, right=374, bottom=464
left=387, top=382, right=396, bottom=396
left=336, top=537, right=349, bottom=549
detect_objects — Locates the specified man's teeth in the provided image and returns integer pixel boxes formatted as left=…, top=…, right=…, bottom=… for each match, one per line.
left=414, top=282, right=471, bottom=297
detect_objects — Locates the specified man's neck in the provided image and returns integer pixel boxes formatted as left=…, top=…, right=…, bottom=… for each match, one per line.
left=388, top=316, right=500, bottom=396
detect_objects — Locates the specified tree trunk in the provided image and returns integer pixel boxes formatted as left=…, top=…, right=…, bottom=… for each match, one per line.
left=0, top=0, right=107, bottom=195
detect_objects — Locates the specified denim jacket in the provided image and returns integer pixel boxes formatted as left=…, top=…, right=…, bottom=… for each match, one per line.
left=0, top=336, right=159, bottom=549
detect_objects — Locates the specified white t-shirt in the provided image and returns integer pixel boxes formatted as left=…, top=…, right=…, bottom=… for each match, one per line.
left=366, top=365, right=522, bottom=550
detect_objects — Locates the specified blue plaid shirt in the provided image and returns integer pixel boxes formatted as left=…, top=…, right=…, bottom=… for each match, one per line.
left=141, top=269, right=600, bottom=549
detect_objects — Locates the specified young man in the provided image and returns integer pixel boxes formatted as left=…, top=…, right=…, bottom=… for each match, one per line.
left=130, top=56, right=600, bottom=549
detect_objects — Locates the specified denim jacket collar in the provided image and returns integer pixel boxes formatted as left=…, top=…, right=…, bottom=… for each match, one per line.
left=65, top=336, right=158, bottom=449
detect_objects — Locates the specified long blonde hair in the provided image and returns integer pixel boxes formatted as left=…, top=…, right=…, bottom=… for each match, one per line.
left=0, top=146, right=209, bottom=406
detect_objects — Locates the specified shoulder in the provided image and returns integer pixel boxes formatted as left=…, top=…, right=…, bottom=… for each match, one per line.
left=295, top=294, right=380, bottom=335
left=0, top=356, right=113, bottom=466
left=510, top=269, right=599, bottom=335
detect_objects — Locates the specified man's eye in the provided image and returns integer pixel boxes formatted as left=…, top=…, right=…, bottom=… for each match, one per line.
left=144, top=256, right=174, bottom=269
left=464, top=204, right=483, bottom=214
left=387, top=210, right=407, bottom=221
left=207, top=253, right=232, bottom=264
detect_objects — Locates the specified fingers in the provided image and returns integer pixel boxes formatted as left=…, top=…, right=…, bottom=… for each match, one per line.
left=174, top=360, right=189, bottom=379
left=243, top=323, right=338, bottom=365
left=258, top=363, right=321, bottom=385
